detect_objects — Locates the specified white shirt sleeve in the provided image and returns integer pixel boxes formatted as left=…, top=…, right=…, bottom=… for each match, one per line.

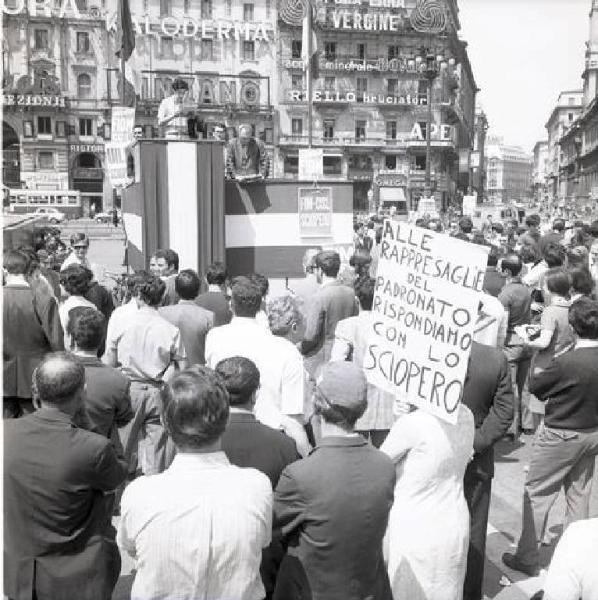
left=543, top=524, right=583, bottom=600
left=117, top=483, right=138, bottom=560
left=330, top=318, right=353, bottom=361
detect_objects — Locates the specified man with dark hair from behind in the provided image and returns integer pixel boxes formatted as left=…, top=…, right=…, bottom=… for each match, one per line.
left=4, top=352, right=128, bottom=600
left=206, top=277, right=310, bottom=456
left=499, top=253, right=534, bottom=437
left=68, top=307, right=133, bottom=439
left=103, top=273, right=187, bottom=475
left=539, top=218, right=566, bottom=256
left=503, top=298, right=598, bottom=577
left=249, top=272, right=271, bottom=329
left=3, top=249, right=64, bottom=418
left=217, top=356, right=300, bottom=600
left=159, top=269, right=214, bottom=366
left=482, top=245, right=507, bottom=297
left=195, top=261, right=233, bottom=326
left=300, top=250, right=358, bottom=377
left=118, top=367, right=272, bottom=600
left=519, top=214, right=542, bottom=255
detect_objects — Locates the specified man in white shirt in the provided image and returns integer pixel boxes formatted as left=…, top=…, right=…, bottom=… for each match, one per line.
left=157, top=78, right=193, bottom=139
left=103, top=273, right=186, bottom=475
left=206, top=276, right=309, bottom=455
left=534, top=518, right=598, bottom=600
left=118, top=367, right=272, bottom=600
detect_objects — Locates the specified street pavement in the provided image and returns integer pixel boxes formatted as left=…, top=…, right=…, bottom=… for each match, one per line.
left=84, top=237, right=598, bottom=600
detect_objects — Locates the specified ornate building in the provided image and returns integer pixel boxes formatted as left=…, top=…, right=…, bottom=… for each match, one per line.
left=275, top=0, right=477, bottom=211
left=2, top=0, right=112, bottom=214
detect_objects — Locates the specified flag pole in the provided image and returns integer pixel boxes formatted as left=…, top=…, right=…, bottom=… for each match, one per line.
left=306, top=0, right=313, bottom=149
left=120, top=54, right=126, bottom=107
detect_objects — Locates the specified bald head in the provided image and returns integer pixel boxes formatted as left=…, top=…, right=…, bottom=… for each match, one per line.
left=33, top=352, right=85, bottom=407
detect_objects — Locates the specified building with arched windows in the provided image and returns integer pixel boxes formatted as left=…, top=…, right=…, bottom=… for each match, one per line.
left=2, top=0, right=112, bottom=215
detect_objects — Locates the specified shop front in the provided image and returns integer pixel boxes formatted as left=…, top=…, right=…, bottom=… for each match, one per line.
left=70, top=147, right=104, bottom=216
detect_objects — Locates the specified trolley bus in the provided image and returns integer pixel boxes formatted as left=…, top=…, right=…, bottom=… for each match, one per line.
left=7, top=189, right=82, bottom=219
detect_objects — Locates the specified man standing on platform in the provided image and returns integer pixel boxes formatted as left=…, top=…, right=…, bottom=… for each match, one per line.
left=157, top=78, right=193, bottom=139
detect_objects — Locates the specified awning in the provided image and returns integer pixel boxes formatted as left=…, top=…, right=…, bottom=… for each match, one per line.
left=379, top=186, right=406, bottom=202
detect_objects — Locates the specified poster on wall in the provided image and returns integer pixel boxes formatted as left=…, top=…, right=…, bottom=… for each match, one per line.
left=299, top=148, right=324, bottom=180
left=365, top=221, right=488, bottom=423
left=298, top=187, right=333, bottom=237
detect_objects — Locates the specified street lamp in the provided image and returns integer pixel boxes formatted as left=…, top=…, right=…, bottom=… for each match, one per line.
left=414, top=48, right=455, bottom=202
left=477, top=111, right=489, bottom=204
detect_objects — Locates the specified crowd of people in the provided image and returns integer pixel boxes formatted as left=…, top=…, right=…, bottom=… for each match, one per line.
left=3, top=206, right=598, bottom=600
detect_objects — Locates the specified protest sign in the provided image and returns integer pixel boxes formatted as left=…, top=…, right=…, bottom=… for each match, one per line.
left=365, top=220, right=489, bottom=423
left=462, top=195, right=477, bottom=216
left=298, top=187, right=332, bottom=237
left=110, top=107, right=135, bottom=144
left=298, top=148, right=323, bottom=180
left=105, top=142, right=130, bottom=188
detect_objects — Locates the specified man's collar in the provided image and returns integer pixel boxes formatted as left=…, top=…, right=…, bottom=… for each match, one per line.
left=31, top=406, right=76, bottom=426
left=72, top=353, right=103, bottom=366
left=312, top=435, right=367, bottom=452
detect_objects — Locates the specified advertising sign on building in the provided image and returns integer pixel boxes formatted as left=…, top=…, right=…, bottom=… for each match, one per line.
left=299, top=149, right=324, bottom=181
left=365, top=221, right=488, bottom=423
left=298, top=187, right=333, bottom=238
left=459, top=149, right=470, bottom=174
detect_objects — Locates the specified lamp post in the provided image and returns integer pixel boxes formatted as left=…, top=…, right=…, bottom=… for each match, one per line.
left=476, top=111, right=489, bottom=204
left=413, top=49, right=456, bottom=203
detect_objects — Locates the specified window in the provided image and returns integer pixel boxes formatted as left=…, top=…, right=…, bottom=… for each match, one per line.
left=184, top=0, right=190, bottom=10
left=284, top=155, right=299, bottom=174
left=415, top=155, right=426, bottom=169
left=385, top=155, right=397, bottom=169
left=568, top=96, right=576, bottom=105
left=291, top=40, right=302, bottom=59
left=243, top=3, right=254, bottom=21
left=37, top=116, right=52, bottom=135
left=79, top=118, right=93, bottom=136
left=324, top=76, right=335, bottom=90
left=226, top=0, right=232, bottom=15
left=77, top=73, right=92, bottom=98
left=55, top=121, right=66, bottom=137
left=323, top=156, right=342, bottom=175
left=202, top=39, right=214, bottom=60
left=201, top=0, right=212, bottom=18
left=387, top=79, right=397, bottom=95
left=75, top=0, right=87, bottom=9
left=355, top=120, right=366, bottom=141
left=324, top=41, right=336, bottom=60
left=291, top=118, right=303, bottom=135
left=356, top=77, right=367, bottom=102
left=323, top=119, right=335, bottom=139
left=357, top=43, right=366, bottom=60
left=76, top=31, right=90, bottom=53
left=386, top=120, right=397, bottom=140
left=34, top=29, right=49, bottom=50
left=39, top=151, right=54, bottom=169
left=388, top=45, right=398, bottom=60
left=243, top=41, right=255, bottom=61
left=266, top=0, right=271, bottom=17
left=568, top=113, right=574, bottom=122
left=291, top=73, right=303, bottom=88
left=159, top=0, right=171, bottom=16
left=161, top=37, right=174, bottom=58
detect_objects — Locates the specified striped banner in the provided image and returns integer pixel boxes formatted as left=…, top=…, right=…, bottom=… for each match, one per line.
left=225, top=180, right=354, bottom=278
left=122, top=140, right=225, bottom=275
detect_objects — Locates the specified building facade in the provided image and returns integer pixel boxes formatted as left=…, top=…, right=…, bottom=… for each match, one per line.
left=544, top=90, right=583, bottom=202
left=276, top=0, right=477, bottom=212
left=484, top=136, right=533, bottom=203
left=2, top=0, right=112, bottom=214
left=532, top=139, right=548, bottom=203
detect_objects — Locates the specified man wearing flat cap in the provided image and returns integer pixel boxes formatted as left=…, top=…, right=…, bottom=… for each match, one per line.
left=273, top=362, right=395, bottom=600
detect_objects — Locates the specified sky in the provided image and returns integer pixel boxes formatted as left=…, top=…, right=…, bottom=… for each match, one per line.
left=457, top=0, right=590, bottom=153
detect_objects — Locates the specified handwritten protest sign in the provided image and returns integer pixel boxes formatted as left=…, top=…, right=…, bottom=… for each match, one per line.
left=105, top=107, right=135, bottom=188
left=365, top=220, right=489, bottom=423
left=298, top=187, right=332, bottom=237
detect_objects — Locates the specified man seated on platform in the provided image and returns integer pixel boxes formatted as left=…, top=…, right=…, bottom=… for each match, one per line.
left=225, top=123, right=270, bottom=182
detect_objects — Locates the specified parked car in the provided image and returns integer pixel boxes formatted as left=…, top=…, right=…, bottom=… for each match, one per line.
left=30, top=207, right=66, bottom=224
left=95, top=209, right=121, bottom=224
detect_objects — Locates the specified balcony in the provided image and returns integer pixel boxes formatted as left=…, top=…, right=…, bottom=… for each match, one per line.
left=279, top=134, right=310, bottom=146
left=344, top=136, right=384, bottom=147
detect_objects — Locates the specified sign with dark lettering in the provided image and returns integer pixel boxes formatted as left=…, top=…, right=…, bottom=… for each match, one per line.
left=298, top=187, right=333, bottom=238
left=2, top=94, right=66, bottom=108
left=365, top=221, right=488, bottom=423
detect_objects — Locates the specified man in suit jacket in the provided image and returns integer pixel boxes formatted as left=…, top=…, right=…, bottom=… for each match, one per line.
left=461, top=342, right=515, bottom=600
left=273, top=362, right=395, bottom=600
left=3, top=353, right=128, bottom=600
left=300, top=251, right=358, bottom=377
left=159, top=270, right=214, bottom=366
left=68, top=307, right=133, bottom=439
left=216, top=356, right=300, bottom=600
left=3, top=250, right=64, bottom=418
